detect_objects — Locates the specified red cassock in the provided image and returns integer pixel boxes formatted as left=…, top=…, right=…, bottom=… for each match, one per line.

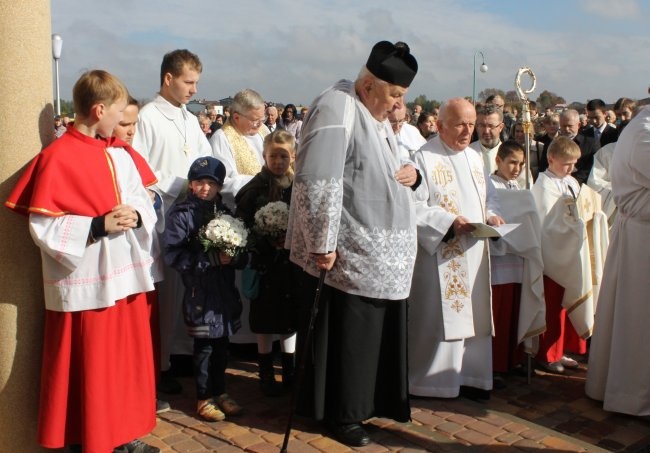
left=6, top=128, right=159, bottom=452
left=491, top=283, right=524, bottom=373
left=537, top=276, right=587, bottom=363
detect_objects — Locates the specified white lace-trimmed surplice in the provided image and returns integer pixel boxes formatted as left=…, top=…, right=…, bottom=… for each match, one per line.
left=29, top=147, right=157, bottom=312
left=285, top=79, right=417, bottom=300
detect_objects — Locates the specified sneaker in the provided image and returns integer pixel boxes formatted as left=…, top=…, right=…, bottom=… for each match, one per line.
left=216, top=393, right=243, bottom=416
left=114, top=439, right=160, bottom=453
left=537, top=360, right=565, bottom=374
left=156, top=399, right=171, bottom=414
left=197, top=398, right=225, bottom=422
left=561, top=355, right=579, bottom=368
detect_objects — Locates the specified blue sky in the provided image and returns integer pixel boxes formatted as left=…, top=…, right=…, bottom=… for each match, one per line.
left=51, top=0, right=650, bottom=106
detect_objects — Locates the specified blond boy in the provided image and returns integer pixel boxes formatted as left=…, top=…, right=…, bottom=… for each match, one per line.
left=6, top=70, right=159, bottom=452
left=532, top=137, right=595, bottom=374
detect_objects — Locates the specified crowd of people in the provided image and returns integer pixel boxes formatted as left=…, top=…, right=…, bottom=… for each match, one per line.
left=9, top=41, right=650, bottom=452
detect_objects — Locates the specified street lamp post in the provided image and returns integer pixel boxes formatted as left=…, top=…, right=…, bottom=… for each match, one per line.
left=472, top=50, right=488, bottom=106
left=52, top=34, right=63, bottom=116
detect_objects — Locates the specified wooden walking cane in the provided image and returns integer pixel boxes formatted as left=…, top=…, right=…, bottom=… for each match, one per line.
left=280, top=268, right=327, bottom=453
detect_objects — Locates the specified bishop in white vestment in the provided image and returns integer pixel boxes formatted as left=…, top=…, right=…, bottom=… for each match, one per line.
left=409, top=98, right=504, bottom=398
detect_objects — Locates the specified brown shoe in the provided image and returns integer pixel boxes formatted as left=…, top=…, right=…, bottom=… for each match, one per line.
left=216, top=393, right=243, bottom=416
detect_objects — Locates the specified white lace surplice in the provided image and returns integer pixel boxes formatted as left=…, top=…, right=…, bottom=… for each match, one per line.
left=286, top=79, right=417, bottom=300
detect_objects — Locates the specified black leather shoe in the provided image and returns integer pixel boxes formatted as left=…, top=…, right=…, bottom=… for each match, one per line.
left=157, top=371, right=182, bottom=394
left=329, top=422, right=370, bottom=447
left=114, top=439, right=160, bottom=453
left=493, top=374, right=507, bottom=390
left=460, top=385, right=491, bottom=401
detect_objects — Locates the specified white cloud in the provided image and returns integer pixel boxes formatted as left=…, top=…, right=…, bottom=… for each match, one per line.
left=51, top=0, right=650, bottom=107
left=579, top=0, right=640, bottom=19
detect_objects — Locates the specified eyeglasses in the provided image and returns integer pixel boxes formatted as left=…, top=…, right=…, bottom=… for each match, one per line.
left=390, top=119, right=406, bottom=126
left=478, top=123, right=502, bottom=130
left=235, top=111, right=263, bottom=127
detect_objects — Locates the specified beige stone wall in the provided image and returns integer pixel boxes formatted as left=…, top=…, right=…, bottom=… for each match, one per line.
left=0, top=1, right=53, bottom=451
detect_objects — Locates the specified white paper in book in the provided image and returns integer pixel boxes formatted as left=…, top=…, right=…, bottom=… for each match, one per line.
left=469, top=223, right=520, bottom=238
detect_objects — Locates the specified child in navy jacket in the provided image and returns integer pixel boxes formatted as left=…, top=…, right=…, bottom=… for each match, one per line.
left=164, top=156, right=245, bottom=421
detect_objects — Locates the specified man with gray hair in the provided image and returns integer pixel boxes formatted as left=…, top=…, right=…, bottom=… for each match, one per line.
left=388, top=103, right=426, bottom=161
left=209, top=88, right=270, bottom=208
left=408, top=97, right=505, bottom=400
left=286, top=40, right=418, bottom=447
left=264, top=105, right=281, bottom=132
left=559, top=108, right=600, bottom=184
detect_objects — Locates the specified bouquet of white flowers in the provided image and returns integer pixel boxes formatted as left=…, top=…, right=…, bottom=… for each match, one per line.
left=254, top=201, right=289, bottom=239
left=199, top=213, right=249, bottom=257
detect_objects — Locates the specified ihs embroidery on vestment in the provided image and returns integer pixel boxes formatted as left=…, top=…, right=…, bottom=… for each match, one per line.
left=431, top=163, right=454, bottom=187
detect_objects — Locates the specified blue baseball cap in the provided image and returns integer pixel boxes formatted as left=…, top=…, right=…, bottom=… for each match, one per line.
left=188, top=157, right=226, bottom=184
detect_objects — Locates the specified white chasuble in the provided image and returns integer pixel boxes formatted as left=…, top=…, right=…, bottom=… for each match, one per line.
left=408, top=136, right=501, bottom=397
left=412, top=136, right=498, bottom=341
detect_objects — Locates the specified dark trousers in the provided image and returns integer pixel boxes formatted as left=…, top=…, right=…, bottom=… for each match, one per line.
left=193, top=336, right=229, bottom=400
left=296, top=272, right=410, bottom=424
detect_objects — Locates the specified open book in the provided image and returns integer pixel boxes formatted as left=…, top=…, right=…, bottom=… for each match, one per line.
left=469, top=223, right=520, bottom=238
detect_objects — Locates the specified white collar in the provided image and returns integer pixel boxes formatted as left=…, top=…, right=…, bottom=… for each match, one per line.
left=152, top=94, right=188, bottom=121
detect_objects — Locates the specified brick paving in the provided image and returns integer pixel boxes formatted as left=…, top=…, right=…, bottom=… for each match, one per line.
left=140, top=353, right=650, bottom=452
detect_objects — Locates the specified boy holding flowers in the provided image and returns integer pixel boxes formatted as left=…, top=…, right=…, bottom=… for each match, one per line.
left=164, top=156, right=246, bottom=421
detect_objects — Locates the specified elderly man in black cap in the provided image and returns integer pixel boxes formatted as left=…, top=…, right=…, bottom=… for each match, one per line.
left=285, top=41, right=418, bottom=447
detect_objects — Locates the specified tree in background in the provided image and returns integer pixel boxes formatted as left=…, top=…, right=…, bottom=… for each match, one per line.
left=407, top=94, right=441, bottom=113
left=535, top=90, right=566, bottom=111
left=477, top=88, right=506, bottom=104
left=504, top=90, right=519, bottom=105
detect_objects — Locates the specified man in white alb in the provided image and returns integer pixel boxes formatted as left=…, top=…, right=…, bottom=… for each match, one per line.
left=388, top=103, right=426, bottom=160
left=133, top=49, right=212, bottom=394
left=409, top=97, right=505, bottom=400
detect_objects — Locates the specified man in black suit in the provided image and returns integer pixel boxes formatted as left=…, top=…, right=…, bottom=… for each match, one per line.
left=586, top=98, right=619, bottom=147
left=559, top=108, right=601, bottom=185
left=264, top=105, right=281, bottom=132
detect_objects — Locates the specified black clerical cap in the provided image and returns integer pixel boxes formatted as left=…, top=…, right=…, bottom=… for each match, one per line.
left=366, top=41, right=418, bottom=88
left=188, top=156, right=226, bottom=184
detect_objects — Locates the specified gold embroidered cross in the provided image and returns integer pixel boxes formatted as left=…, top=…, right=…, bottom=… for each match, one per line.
left=451, top=300, right=464, bottom=313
